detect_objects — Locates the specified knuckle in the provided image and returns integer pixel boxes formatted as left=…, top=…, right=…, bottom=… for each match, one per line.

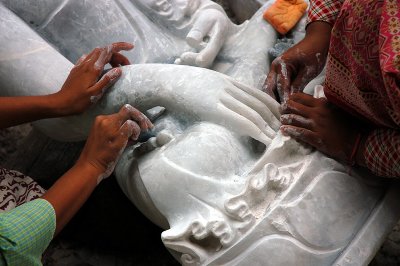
left=99, top=120, right=110, bottom=129
left=92, top=63, right=104, bottom=72
left=106, top=44, right=113, bottom=53
left=94, top=115, right=105, bottom=122
left=136, top=114, right=145, bottom=122
left=69, top=67, right=80, bottom=74
left=286, top=99, right=295, bottom=109
left=79, top=62, right=91, bottom=72
left=95, top=115, right=108, bottom=126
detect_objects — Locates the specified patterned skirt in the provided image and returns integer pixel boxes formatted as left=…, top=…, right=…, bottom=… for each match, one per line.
left=0, top=167, right=45, bottom=212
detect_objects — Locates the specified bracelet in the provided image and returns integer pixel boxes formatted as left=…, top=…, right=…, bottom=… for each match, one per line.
left=348, top=133, right=362, bottom=167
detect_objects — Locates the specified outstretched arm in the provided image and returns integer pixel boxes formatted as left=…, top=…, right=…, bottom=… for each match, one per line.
left=0, top=42, right=133, bottom=129
left=0, top=105, right=152, bottom=265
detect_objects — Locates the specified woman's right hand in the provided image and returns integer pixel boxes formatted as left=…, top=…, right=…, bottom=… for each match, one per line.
left=263, top=22, right=332, bottom=103
left=76, top=104, right=153, bottom=183
left=53, top=42, right=134, bottom=116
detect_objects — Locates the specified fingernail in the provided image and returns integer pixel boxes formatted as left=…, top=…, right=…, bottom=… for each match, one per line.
left=123, top=103, right=133, bottom=110
left=281, top=126, right=301, bottom=138
left=122, top=42, right=134, bottom=48
left=106, top=68, right=121, bottom=80
left=280, top=114, right=288, bottom=123
left=116, top=42, right=134, bottom=50
left=280, top=126, right=291, bottom=137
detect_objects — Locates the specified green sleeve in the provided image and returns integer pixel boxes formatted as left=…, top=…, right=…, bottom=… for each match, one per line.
left=0, top=199, right=56, bottom=266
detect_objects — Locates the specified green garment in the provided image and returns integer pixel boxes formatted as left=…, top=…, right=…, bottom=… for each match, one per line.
left=0, top=199, right=55, bottom=266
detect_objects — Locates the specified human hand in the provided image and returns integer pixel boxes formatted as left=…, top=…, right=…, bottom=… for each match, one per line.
left=53, top=42, right=134, bottom=116
left=77, top=104, right=153, bottom=183
left=279, top=92, right=361, bottom=163
left=263, top=22, right=331, bottom=103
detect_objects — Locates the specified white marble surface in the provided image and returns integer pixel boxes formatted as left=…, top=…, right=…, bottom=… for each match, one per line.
left=0, top=1, right=399, bottom=265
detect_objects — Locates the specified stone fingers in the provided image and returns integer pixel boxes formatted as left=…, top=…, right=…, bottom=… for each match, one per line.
left=229, top=78, right=281, bottom=120
left=219, top=95, right=274, bottom=145
left=224, top=86, right=281, bottom=132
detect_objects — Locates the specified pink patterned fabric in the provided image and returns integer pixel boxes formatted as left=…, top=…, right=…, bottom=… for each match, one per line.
left=323, top=0, right=400, bottom=177
left=0, top=167, right=45, bottom=212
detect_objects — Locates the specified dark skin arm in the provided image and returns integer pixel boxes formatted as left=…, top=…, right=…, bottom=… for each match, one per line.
left=42, top=104, right=153, bottom=235
left=0, top=42, right=133, bottom=129
left=264, top=21, right=332, bottom=103
left=1, top=41, right=153, bottom=236
left=280, top=92, right=367, bottom=167
left=264, top=17, right=369, bottom=168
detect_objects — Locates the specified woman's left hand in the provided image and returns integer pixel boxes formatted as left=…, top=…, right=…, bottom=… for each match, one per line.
left=279, top=92, right=360, bottom=163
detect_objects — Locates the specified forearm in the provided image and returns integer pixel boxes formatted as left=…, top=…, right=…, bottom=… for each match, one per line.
left=0, top=42, right=132, bottom=130
left=41, top=103, right=150, bottom=235
left=304, top=0, right=342, bottom=57
left=0, top=95, right=61, bottom=129
left=41, top=161, right=102, bottom=235
left=304, top=21, right=332, bottom=53
left=289, top=21, right=332, bottom=69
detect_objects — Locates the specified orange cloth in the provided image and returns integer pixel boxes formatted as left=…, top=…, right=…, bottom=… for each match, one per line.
left=263, top=0, right=308, bottom=35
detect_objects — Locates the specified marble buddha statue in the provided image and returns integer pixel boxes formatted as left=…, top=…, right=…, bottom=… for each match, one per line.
left=110, top=65, right=390, bottom=265
left=0, top=1, right=399, bottom=265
